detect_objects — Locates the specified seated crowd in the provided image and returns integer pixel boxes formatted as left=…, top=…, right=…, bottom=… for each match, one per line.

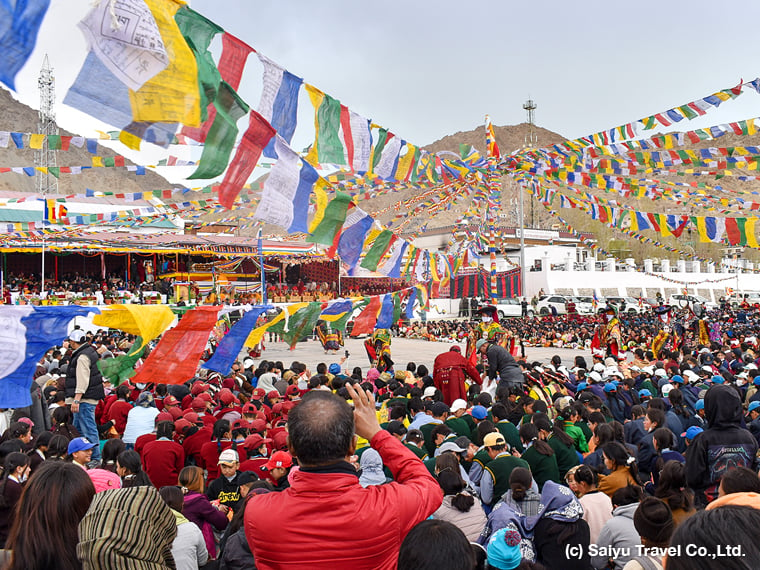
left=2, top=314, right=760, bottom=569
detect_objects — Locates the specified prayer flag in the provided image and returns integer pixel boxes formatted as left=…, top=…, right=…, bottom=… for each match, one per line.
left=0, top=306, right=95, bottom=407
left=130, top=306, right=220, bottom=385
left=98, top=336, right=145, bottom=385
left=349, top=296, right=382, bottom=337
left=269, top=303, right=322, bottom=349
left=336, top=207, right=374, bottom=271
left=375, top=294, right=395, bottom=329
left=92, top=305, right=175, bottom=354
left=307, top=191, right=353, bottom=245
left=202, top=306, right=270, bottom=374
left=360, top=229, right=396, bottom=271
left=258, top=54, right=303, bottom=159
left=217, top=109, right=276, bottom=209
left=0, top=0, right=50, bottom=90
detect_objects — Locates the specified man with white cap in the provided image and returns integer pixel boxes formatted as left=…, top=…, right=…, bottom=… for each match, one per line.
left=65, top=329, right=104, bottom=464
left=445, top=399, right=472, bottom=437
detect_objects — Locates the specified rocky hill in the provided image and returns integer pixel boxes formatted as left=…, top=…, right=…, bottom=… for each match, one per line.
left=0, top=87, right=175, bottom=201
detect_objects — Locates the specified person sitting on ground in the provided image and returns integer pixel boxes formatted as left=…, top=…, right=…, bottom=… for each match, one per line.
left=623, top=497, right=674, bottom=570
left=592, top=485, right=643, bottom=570
left=598, top=442, right=642, bottom=498
left=158, top=485, right=209, bottom=570
left=652, top=460, right=695, bottom=528
left=245, top=382, right=442, bottom=569
left=179, top=465, right=229, bottom=561
left=397, top=519, right=477, bottom=570
left=431, top=468, right=487, bottom=542
left=116, top=449, right=153, bottom=488
left=565, top=464, right=613, bottom=544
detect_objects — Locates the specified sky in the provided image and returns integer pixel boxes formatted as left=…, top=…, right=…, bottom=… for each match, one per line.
left=8, top=0, right=760, bottom=183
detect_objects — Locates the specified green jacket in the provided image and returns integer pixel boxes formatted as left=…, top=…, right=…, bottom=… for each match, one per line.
left=445, top=417, right=471, bottom=438
left=564, top=421, right=589, bottom=453
left=496, top=420, right=524, bottom=453
left=484, top=455, right=530, bottom=506
left=548, top=434, right=580, bottom=479
left=521, top=445, right=560, bottom=490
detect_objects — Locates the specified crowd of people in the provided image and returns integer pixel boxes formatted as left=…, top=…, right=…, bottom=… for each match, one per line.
left=2, top=297, right=760, bottom=568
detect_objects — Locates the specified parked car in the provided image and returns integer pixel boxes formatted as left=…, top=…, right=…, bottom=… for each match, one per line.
left=566, top=296, right=594, bottom=314
left=605, top=296, right=647, bottom=314
left=577, top=296, right=608, bottom=312
left=495, top=298, right=530, bottom=319
left=536, top=295, right=567, bottom=316
left=668, top=294, right=717, bottom=311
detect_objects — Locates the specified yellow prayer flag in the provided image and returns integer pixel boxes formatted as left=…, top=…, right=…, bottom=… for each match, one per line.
left=119, top=130, right=142, bottom=151
left=746, top=218, right=760, bottom=249
left=304, top=84, right=325, bottom=165
left=92, top=157, right=104, bottom=167
left=129, top=0, right=200, bottom=126
left=29, top=134, right=45, bottom=149
left=93, top=305, right=176, bottom=353
left=307, top=178, right=330, bottom=233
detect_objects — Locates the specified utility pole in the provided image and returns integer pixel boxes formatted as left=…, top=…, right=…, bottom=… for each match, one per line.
left=520, top=99, right=538, bottom=296
left=523, top=98, right=538, bottom=228
left=36, top=55, right=58, bottom=295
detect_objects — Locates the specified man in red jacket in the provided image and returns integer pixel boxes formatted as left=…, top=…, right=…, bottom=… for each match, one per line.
left=432, top=346, right=481, bottom=406
left=245, top=383, right=442, bottom=569
left=142, top=420, right=185, bottom=488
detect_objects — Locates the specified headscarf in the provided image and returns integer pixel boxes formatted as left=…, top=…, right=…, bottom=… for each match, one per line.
left=135, top=391, right=155, bottom=408
left=358, top=448, right=386, bottom=487
left=77, top=486, right=177, bottom=569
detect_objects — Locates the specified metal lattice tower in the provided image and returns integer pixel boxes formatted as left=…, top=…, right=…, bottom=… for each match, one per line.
left=523, top=98, right=538, bottom=226
left=35, top=54, right=58, bottom=195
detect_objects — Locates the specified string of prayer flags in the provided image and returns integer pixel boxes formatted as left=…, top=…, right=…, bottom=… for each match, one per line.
left=306, top=190, right=353, bottom=246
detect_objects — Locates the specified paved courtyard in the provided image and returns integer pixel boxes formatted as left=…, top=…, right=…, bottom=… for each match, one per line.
left=251, top=335, right=591, bottom=375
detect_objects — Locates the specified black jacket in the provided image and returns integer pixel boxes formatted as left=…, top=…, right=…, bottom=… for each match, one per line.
left=685, top=384, right=758, bottom=507
left=65, top=344, right=104, bottom=401
left=485, top=344, right=523, bottom=386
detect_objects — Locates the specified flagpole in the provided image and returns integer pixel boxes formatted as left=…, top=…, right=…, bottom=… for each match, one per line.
left=258, top=226, right=267, bottom=305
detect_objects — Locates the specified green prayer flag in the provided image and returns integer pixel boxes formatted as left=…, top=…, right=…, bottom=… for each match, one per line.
left=175, top=7, right=223, bottom=122
left=48, top=167, right=59, bottom=178
left=104, top=157, right=115, bottom=167
left=371, top=128, right=390, bottom=171
left=360, top=229, right=394, bottom=271
left=98, top=337, right=146, bottom=385
left=315, top=93, right=344, bottom=164
left=270, top=303, right=323, bottom=348
left=47, top=135, right=61, bottom=150
left=188, top=82, right=249, bottom=179
left=306, top=191, right=353, bottom=245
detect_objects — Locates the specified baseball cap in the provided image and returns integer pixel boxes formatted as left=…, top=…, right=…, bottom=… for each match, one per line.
left=190, top=397, right=207, bottom=412
left=476, top=339, right=488, bottom=351
left=191, top=382, right=209, bottom=396
left=470, top=405, right=487, bottom=420
left=156, top=412, right=173, bottom=423
left=68, top=437, right=96, bottom=455
left=248, top=418, right=266, bottom=434
left=68, top=330, right=87, bottom=343
left=243, top=358, right=255, bottom=368
left=451, top=399, right=467, bottom=413
left=588, top=372, right=602, bottom=383
left=603, top=383, right=616, bottom=393
left=263, top=450, right=293, bottom=471
left=242, top=403, right=257, bottom=415
left=163, top=395, right=179, bottom=407
left=430, top=401, right=450, bottom=416
left=385, top=420, right=407, bottom=437
left=438, top=441, right=466, bottom=454
left=237, top=471, right=259, bottom=486
left=593, top=363, right=605, bottom=373
left=681, top=426, right=704, bottom=440
left=267, top=390, right=282, bottom=400
left=250, top=388, right=266, bottom=401
left=754, top=377, right=760, bottom=387
left=218, top=449, right=239, bottom=465
left=654, top=369, right=667, bottom=378
left=749, top=401, right=760, bottom=413
left=198, top=392, right=213, bottom=404
left=328, top=363, right=341, bottom=375
left=232, top=419, right=250, bottom=431
left=17, top=417, right=34, bottom=429
left=422, top=386, right=437, bottom=399
left=244, top=433, right=272, bottom=450
left=483, top=432, right=506, bottom=447
left=670, top=375, right=684, bottom=385
left=710, top=375, right=725, bottom=384
left=641, top=366, right=654, bottom=375
left=638, top=389, right=652, bottom=399
left=683, top=370, right=699, bottom=383
left=183, top=411, right=200, bottom=424
left=218, top=388, right=240, bottom=406
left=285, top=385, right=300, bottom=397
left=695, top=399, right=705, bottom=411
left=576, top=382, right=588, bottom=391
left=454, top=436, right=472, bottom=450
left=174, top=418, right=192, bottom=435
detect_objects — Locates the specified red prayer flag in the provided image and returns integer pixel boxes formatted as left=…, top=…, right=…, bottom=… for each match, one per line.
left=349, top=296, right=382, bottom=337
left=219, top=33, right=255, bottom=91
left=217, top=110, right=276, bottom=209
left=130, top=306, right=221, bottom=385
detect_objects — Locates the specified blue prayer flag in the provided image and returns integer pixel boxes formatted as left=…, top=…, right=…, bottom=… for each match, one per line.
left=0, top=0, right=50, bottom=90
left=201, top=306, right=270, bottom=374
